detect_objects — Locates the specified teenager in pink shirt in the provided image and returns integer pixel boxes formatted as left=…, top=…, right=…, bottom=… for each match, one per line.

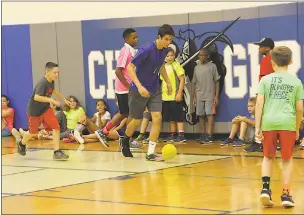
left=2, top=95, right=15, bottom=137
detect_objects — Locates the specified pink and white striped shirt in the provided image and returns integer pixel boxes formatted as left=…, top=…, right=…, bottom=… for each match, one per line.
left=115, top=43, right=136, bottom=94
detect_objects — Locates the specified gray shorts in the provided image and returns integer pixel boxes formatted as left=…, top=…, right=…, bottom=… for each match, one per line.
left=196, top=100, right=213, bottom=116
left=128, top=87, right=162, bottom=119
left=239, top=125, right=255, bottom=144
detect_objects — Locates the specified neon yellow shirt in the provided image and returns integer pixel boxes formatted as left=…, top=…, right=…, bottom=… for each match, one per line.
left=64, top=107, right=85, bottom=129
left=160, top=61, right=185, bottom=101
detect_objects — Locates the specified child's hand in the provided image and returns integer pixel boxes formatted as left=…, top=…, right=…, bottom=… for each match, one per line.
left=138, top=86, right=150, bottom=98
left=193, top=97, right=197, bottom=107
left=176, top=93, right=182, bottom=102
left=51, top=99, right=61, bottom=107
left=233, top=116, right=241, bottom=123
left=64, top=98, right=72, bottom=107
left=255, top=128, right=264, bottom=141
left=214, top=96, right=219, bottom=106
left=239, top=116, right=247, bottom=122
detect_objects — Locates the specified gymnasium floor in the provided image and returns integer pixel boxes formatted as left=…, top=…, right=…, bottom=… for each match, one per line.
left=2, top=136, right=304, bottom=214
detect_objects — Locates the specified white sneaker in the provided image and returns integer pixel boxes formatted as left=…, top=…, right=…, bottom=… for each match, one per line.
left=73, top=130, right=84, bottom=144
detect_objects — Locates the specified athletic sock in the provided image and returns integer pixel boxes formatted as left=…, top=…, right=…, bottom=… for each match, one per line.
left=262, top=176, right=270, bottom=190
left=178, top=130, right=184, bottom=136
left=102, top=121, right=114, bottom=135
left=75, top=122, right=86, bottom=132
left=147, top=141, right=156, bottom=155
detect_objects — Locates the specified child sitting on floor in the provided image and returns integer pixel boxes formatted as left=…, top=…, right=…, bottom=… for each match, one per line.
left=221, top=97, right=256, bottom=147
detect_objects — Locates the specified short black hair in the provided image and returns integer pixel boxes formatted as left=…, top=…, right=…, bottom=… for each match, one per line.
left=199, top=48, right=210, bottom=55
left=158, top=24, right=175, bottom=38
left=123, top=28, right=136, bottom=39
left=1, top=94, right=9, bottom=102
left=45, top=62, right=58, bottom=70
left=96, top=99, right=108, bottom=111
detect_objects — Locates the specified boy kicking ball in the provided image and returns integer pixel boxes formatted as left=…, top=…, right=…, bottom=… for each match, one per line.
left=255, top=46, right=303, bottom=208
left=14, top=62, right=71, bottom=160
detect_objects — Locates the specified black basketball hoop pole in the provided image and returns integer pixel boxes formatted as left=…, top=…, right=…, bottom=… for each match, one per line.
left=181, top=16, right=241, bottom=67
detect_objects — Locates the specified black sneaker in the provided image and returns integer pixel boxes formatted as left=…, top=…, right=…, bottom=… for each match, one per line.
left=146, top=153, right=164, bottom=162
left=53, top=150, right=69, bottom=161
left=221, top=138, right=233, bottom=146
left=260, top=189, right=274, bottom=207
left=197, top=134, right=205, bottom=142
left=119, top=137, right=133, bottom=157
left=204, top=134, right=215, bottom=143
left=162, top=135, right=175, bottom=142
left=244, top=142, right=262, bottom=152
left=95, top=130, right=109, bottom=147
left=281, top=193, right=295, bottom=207
left=17, top=141, right=26, bottom=156
left=175, top=135, right=187, bottom=143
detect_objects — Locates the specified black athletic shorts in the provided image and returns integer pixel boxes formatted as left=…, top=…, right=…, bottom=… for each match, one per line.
left=162, top=101, right=184, bottom=122
left=116, top=93, right=129, bottom=115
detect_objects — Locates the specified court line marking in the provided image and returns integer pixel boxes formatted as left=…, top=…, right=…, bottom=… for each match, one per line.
left=12, top=194, right=231, bottom=213
left=1, top=193, right=19, bottom=198
left=2, top=146, right=303, bottom=159
left=221, top=207, right=251, bottom=214
left=2, top=165, right=137, bottom=174
left=147, top=172, right=304, bottom=183
left=2, top=156, right=232, bottom=196
left=2, top=168, right=45, bottom=176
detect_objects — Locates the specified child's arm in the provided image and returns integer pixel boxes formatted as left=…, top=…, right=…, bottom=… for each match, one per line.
left=240, top=116, right=255, bottom=126
left=176, top=65, right=185, bottom=102
left=214, top=81, right=220, bottom=106
left=98, top=114, right=106, bottom=129
left=99, top=112, right=111, bottom=128
left=91, top=114, right=97, bottom=123
left=213, top=65, right=220, bottom=106
left=2, top=108, right=13, bottom=118
left=160, top=65, right=172, bottom=96
left=53, top=90, right=72, bottom=106
left=255, top=94, right=265, bottom=139
left=192, top=69, right=197, bottom=106
left=296, top=100, right=303, bottom=139
left=115, top=68, right=130, bottom=89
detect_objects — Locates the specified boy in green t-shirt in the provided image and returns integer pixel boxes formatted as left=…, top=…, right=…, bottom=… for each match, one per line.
left=255, top=46, right=304, bottom=208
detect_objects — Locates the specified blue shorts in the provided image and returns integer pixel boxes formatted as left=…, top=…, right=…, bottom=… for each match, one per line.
left=2, top=127, right=12, bottom=137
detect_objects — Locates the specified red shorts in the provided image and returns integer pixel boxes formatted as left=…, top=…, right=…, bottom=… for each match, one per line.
left=27, top=108, right=60, bottom=134
left=262, top=130, right=296, bottom=159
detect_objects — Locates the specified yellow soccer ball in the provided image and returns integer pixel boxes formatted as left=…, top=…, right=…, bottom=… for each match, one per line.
left=162, top=144, right=177, bottom=161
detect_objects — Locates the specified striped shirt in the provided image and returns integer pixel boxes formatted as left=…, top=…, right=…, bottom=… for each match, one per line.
left=115, top=43, right=137, bottom=94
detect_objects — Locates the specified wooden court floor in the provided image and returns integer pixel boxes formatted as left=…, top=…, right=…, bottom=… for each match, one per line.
left=2, top=136, right=304, bottom=214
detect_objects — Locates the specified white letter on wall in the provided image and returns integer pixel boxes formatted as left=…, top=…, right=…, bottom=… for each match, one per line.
left=88, top=51, right=105, bottom=99
left=105, top=50, right=120, bottom=99
left=248, top=43, right=260, bottom=97
left=224, top=44, right=248, bottom=99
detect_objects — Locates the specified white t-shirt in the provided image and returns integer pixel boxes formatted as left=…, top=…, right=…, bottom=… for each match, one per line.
left=94, top=111, right=111, bottom=127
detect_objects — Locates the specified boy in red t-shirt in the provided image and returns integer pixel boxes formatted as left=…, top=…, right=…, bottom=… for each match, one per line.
left=254, top=38, right=275, bottom=81
left=244, top=38, right=276, bottom=153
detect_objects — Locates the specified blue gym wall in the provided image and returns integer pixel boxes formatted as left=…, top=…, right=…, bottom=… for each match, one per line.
left=2, top=25, right=33, bottom=129
left=1, top=2, right=303, bottom=133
